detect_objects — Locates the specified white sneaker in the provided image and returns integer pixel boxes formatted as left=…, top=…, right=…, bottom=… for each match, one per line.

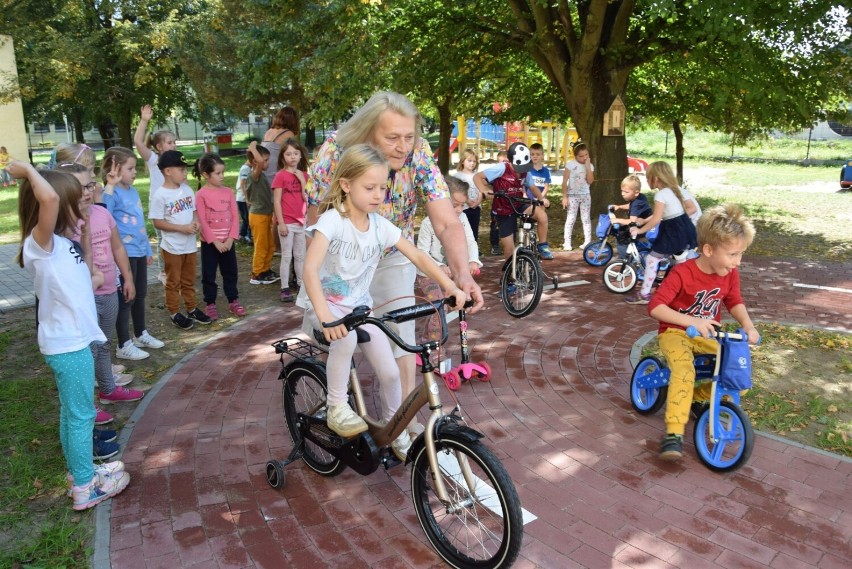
left=562, top=243, right=572, bottom=251
left=111, top=364, right=126, bottom=375
left=327, top=403, right=368, bottom=438
left=579, top=241, right=592, bottom=250
left=113, top=373, right=133, bottom=386
left=116, top=340, right=149, bottom=361
left=66, top=461, right=126, bottom=496
left=71, top=471, right=130, bottom=511
left=391, top=430, right=412, bottom=462
left=133, top=330, right=164, bottom=349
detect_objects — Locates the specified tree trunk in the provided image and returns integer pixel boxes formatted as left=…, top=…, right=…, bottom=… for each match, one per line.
left=305, top=123, right=316, bottom=150
left=117, top=109, right=132, bottom=148
left=71, top=110, right=85, bottom=143
left=436, top=99, right=453, bottom=175
left=673, top=120, right=684, bottom=184
left=97, top=116, right=116, bottom=150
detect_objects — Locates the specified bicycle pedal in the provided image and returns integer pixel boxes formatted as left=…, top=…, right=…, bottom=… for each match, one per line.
left=381, top=449, right=403, bottom=470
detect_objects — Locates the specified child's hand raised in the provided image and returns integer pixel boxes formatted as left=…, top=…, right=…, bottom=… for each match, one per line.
left=140, top=105, right=153, bottom=121
left=5, top=160, right=32, bottom=180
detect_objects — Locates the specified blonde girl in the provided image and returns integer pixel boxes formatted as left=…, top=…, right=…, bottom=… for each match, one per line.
left=272, top=138, right=309, bottom=302
left=11, top=162, right=129, bottom=510
left=455, top=148, right=482, bottom=242
left=102, top=146, right=164, bottom=358
left=297, top=144, right=465, bottom=461
left=625, top=161, right=699, bottom=304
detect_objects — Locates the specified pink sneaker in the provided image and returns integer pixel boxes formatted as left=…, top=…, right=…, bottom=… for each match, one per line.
left=205, top=303, right=219, bottom=321
left=99, top=386, right=144, bottom=405
left=95, top=407, right=114, bottom=425
left=228, top=300, right=246, bottom=317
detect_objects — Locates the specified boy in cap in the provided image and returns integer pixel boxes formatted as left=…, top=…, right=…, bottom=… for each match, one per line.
left=149, top=150, right=211, bottom=329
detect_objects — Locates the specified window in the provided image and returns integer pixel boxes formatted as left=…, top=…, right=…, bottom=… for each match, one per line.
left=33, top=123, right=50, bottom=133
left=54, top=121, right=67, bottom=133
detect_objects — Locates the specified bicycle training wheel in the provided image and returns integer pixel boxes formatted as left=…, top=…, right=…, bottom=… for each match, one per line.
left=603, top=260, right=639, bottom=293
left=693, top=401, right=754, bottom=472
left=411, top=434, right=523, bottom=568
left=629, top=356, right=667, bottom=415
left=500, top=250, right=543, bottom=318
left=282, top=362, right=345, bottom=477
left=583, top=241, right=613, bottom=267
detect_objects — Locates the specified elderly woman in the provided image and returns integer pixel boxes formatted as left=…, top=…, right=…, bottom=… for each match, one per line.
left=305, top=91, right=484, bottom=436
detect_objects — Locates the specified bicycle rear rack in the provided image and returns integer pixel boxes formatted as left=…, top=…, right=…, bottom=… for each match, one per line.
left=272, top=337, right=328, bottom=358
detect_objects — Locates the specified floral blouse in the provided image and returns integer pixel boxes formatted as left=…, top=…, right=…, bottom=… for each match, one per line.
left=305, top=134, right=449, bottom=255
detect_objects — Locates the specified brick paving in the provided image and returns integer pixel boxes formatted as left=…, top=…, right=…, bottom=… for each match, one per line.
left=87, top=253, right=851, bottom=568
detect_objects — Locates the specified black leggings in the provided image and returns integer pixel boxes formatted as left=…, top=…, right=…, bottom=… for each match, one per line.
left=200, top=242, right=239, bottom=304
left=116, top=256, right=148, bottom=346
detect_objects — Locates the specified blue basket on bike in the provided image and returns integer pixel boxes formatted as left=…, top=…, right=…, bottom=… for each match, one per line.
left=596, top=214, right=612, bottom=238
left=719, top=332, right=752, bottom=390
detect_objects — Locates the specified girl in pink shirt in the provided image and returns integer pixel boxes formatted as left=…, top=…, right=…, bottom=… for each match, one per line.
left=272, top=138, right=308, bottom=303
left=194, top=154, right=245, bottom=320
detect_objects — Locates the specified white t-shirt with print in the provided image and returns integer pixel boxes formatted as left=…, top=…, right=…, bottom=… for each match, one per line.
left=296, top=209, right=402, bottom=311
left=149, top=185, right=197, bottom=254
left=564, top=160, right=594, bottom=195
left=23, top=233, right=106, bottom=355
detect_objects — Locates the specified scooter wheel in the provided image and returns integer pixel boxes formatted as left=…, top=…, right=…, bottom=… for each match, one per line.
left=266, top=460, right=286, bottom=489
left=476, top=362, right=492, bottom=382
left=443, top=370, right=461, bottom=391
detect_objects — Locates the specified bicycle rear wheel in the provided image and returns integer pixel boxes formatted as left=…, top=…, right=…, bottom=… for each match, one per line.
left=500, top=250, right=543, bottom=318
left=603, top=260, right=639, bottom=293
left=282, top=362, right=345, bottom=477
left=411, top=434, right=523, bottom=568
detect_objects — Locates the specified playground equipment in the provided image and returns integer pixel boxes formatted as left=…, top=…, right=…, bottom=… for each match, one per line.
left=840, top=159, right=852, bottom=191
left=448, top=117, right=578, bottom=169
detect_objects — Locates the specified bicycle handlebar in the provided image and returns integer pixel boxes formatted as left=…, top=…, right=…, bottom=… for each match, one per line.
left=492, top=191, right=543, bottom=214
left=322, top=298, right=474, bottom=354
left=686, top=325, right=748, bottom=342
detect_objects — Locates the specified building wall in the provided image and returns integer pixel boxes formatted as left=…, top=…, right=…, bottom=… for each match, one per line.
left=0, top=35, right=29, bottom=163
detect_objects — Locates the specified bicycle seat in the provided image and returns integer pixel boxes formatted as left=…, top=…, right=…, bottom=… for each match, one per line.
left=313, top=327, right=371, bottom=346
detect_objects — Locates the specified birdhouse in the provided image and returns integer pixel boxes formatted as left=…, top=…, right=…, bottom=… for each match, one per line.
left=603, top=95, right=626, bottom=137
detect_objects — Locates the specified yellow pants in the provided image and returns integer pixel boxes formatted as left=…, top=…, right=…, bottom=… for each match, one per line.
left=248, top=213, right=274, bottom=276
left=658, top=329, right=719, bottom=436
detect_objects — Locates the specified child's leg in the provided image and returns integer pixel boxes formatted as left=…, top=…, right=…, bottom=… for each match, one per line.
left=639, top=252, right=663, bottom=297
left=45, top=348, right=96, bottom=486
left=248, top=213, right=267, bottom=275
left=179, top=252, right=198, bottom=312
left=563, top=195, right=580, bottom=247
left=221, top=246, right=240, bottom=303
left=359, top=325, right=404, bottom=422
left=162, top=250, right=181, bottom=315
left=291, top=224, right=306, bottom=287
left=92, top=292, right=119, bottom=395
left=464, top=206, right=481, bottom=242
left=659, top=330, right=719, bottom=434
left=532, top=206, right=549, bottom=244
left=130, top=257, right=148, bottom=337
left=262, top=215, right=275, bottom=273
left=579, top=194, right=592, bottom=244
left=115, top=258, right=141, bottom=346
left=489, top=212, right=499, bottom=250
left=200, top=243, right=219, bottom=305
left=278, top=228, right=295, bottom=287
left=237, top=201, right=249, bottom=239
left=325, top=331, right=358, bottom=408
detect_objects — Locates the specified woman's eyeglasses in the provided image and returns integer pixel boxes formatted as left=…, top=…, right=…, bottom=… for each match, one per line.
left=82, top=182, right=97, bottom=191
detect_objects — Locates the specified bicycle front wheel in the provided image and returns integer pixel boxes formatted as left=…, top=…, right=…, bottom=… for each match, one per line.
left=583, top=240, right=613, bottom=266
left=603, top=260, right=639, bottom=293
left=411, top=434, right=523, bottom=569
left=500, top=250, right=543, bottom=318
left=693, top=401, right=754, bottom=472
left=283, top=362, right=346, bottom=477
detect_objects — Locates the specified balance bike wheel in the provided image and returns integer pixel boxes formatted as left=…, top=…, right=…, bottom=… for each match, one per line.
left=693, top=401, right=754, bottom=472
left=630, top=357, right=667, bottom=415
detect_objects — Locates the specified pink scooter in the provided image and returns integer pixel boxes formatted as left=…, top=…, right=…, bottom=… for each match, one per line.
left=441, top=306, right=491, bottom=390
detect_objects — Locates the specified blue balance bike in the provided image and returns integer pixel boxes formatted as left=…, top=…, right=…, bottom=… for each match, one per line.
left=630, top=327, right=756, bottom=471
left=582, top=209, right=618, bottom=266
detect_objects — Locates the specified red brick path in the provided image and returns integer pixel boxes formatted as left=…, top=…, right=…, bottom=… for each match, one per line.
left=103, top=254, right=852, bottom=568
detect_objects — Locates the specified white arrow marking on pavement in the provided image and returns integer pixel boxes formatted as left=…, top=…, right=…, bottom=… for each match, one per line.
left=793, top=283, right=852, bottom=294
left=437, top=451, right=537, bottom=525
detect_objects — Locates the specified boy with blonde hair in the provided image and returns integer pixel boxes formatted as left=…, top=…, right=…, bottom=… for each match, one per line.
left=648, top=204, right=760, bottom=461
left=610, top=174, right=652, bottom=259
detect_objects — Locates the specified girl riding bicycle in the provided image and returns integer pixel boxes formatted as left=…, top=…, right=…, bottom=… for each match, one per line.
left=625, top=161, right=698, bottom=304
left=297, top=144, right=466, bottom=461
